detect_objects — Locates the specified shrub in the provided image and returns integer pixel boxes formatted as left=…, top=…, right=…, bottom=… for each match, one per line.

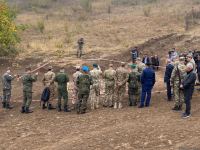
left=0, top=2, right=20, bottom=56
left=80, top=0, right=92, bottom=13
left=37, top=21, right=45, bottom=33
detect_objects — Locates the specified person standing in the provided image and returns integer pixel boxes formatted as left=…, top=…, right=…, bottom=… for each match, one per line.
left=76, top=66, right=93, bottom=114
left=2, top=68, right=15, bottom=109
left=90, top=64, right=102, bottom=110
left=42, top=66, right=56, bottom=110
left=72, top=66, right=82, bottom=109
left=21, top=67, right=38, bottom=113
left=127, top=64, right=140, bottom=106
left=142, top=54, right=151, bottom=65
left=103, top=64, right=116, bottom=107
left=164, top=59, right=174, bottom=101
left=77, top=38, right=84, bottom=58
left=181, top=63, right=196, bottom=118
left=139, top=62, right=156, bottom=108
left=115, top=62, right=129, bottom=109
left=131, top=47, right=139, bottom=61
left=170, top=57, right=186, bottom=111
left=54, top=67, right=70, bottom=112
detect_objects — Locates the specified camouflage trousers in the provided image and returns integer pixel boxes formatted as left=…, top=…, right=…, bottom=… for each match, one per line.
left=23, top=91, right=32, bottom=108
left=57, top=88, right=68, bottom=108
left=103, top=84, right=115, bottom=107
left=77, top=47, right=83, bottom=58
left=3, top=89, right=11, bottom=104
left=48, top=84, right=55, bottom=103
left=77, top=93, right=89, bottom=114
left=115, top=85, right=126, bottom=108
left=72, top=86, right=78, bottom=105
left=128, top=88, right=140, bottom=106
left=90, top=84, right=100, bottom=109
left=173, top=84, right=184, bottom=107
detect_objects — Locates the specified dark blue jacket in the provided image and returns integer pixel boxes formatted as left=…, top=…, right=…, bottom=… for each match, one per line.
left=41, top=87, right=50, bottom=102
left=164, top=64, right=174, bottom=83
left=141, top=67, right=155, bottom=88
left=142, top=57, right=151, bottom=65
left=197, top=60, right=200, bottom=74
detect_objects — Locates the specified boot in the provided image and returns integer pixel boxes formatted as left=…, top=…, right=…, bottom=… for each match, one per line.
left=2, top=102, right=6, bottom=108
left=57, top=105, right=62, bottom=112
left=25, top=107, right=33, bottom=114
left=177, top=105, right=182, bottom=111
left=64, top=106, right=71, bottom=112
left=21, top=106, right=25, bottom=113
left=42, top=103, right=47, bottom=109
left=118, top=102, right=122, bottom=109
left=172, top=105, right=179, bottom=111
left=6, top=103, right=13, bottom=109
left=114, top=102, right=118, bottom=109
left=48, top=104, right=55, bottom=110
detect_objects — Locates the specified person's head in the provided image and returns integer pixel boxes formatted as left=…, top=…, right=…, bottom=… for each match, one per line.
left=130, top=64, right=137, bottom=70
left=6, top=67, right=11, bottom=74
left=25, top=67, right=31, bottom=73
left=60, top=67, right=65, bottom=73
left=136, top=57, right=141, bottom=63
left=186, top=63, right=193, bottom=72
left=121, top=62, right=126, bottom=67
left=48, top=66, right=53, bottom=71
left=75, top=66, right=81, bottom=71
left=186, top=54, right=193, bottom=62
left=146, top=62, right=151, bottom=67
left=93, top=64, right=98, bottom=69
left=109, top=64, right=113, bottom=68
left=82, top=66, right=89, bottom=73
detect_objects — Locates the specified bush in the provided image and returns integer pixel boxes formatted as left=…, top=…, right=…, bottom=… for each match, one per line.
left=37, top=21, right=45, bottom=33
left=0, top=2, right=20, bottom=56
left=143, top=6, right=151, bottom=17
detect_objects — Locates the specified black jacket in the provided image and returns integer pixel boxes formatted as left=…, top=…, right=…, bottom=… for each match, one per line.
left=164, top=64, right=174, bottom=83
left=183, top=71, right=196, bottom=90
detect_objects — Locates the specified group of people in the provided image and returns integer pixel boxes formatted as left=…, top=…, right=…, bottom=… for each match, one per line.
left=1, top=48, right=198, bottom=118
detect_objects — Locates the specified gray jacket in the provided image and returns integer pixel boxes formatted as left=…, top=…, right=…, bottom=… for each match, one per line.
left=2, top=73, right=14, bottom=90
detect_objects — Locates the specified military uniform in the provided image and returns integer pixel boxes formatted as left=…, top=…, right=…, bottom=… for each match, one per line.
left=170, top=61, right=186, bottom=110
left=54, top=72, right=69, bottom=112
left=76, top=74, right=93, bottom=114
left=103, top=67, right=116, bottom=107
left=72, top=70, right=82, bottom=106
left=42, top=70, right=56, bottom=107
left=77, top=38, right=84, bottom=58
left=22, top=73, right=37, bottom=113
left=115, top=65, right=129, bottom=109
left=90, top=68, right=102, bottom=109
left=2, top=72, right=14, bottom=108
left=127, top=68, right=140, bottom=106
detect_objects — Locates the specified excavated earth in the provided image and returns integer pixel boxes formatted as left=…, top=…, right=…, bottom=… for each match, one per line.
left=1, top=34, right=200, bottom=150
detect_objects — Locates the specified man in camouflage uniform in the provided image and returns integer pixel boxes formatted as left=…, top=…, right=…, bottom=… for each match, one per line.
left=77, top=66, right=93, bottom=114
left=115, top=62, right=129, bottom=109
left=127, top=64, right=140, bottom=106
left=42, top=66, right=56, bottom=110
left=90, top=64, right=102, bottom=110
left=2, top=68, right=15, bottom=109
left=72, top=66, right=82, bottom=109
left=136, top=57, right=146, bottom=74
left=54, top=67, right=70, bottom=112
left=21, top=67, right=38, bottom=113
left=170, top=57, right=186, bottom=111
left=77, top=38, right=84, bottom=58
left=103, top=64, right=116, bottom=107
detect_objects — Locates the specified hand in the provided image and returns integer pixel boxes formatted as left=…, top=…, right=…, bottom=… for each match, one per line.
left=35, top=72, right=39, bottom=76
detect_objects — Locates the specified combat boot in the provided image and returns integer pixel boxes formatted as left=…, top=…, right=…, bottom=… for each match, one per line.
left=118, top=102, right=122, bottom=109
left=177, top=105, right=182, bottom=111
left=25, top=107, right=33, bottom=114
left=172, top=105, right=179, bottom=111
left=114, top=102, right=118, bottom=109
left=21, top=106, right=25, bottom=113
left=42, top=103, right=47, bottom=109
left=2, top=102, right=6, bottom=108
left=48, top=104, right=55, bottom=110
left=57, top=105, right=62, bottom=112
left=6, top=103, right=13, bottom=109
left=64, top=106, right=71, bottom=112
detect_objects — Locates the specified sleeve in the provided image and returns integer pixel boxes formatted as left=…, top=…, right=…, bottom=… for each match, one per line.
left=164, top=66, right=169, bottom=82
left=66, top=74, right=69, bottom=83
left=5, top=74, right=14, bottom=81
left=127, top=74, right=130, bottom=83
left=51, top=73, right=56, bottom=83
left=170, top=66, right=176, bottom=84
left=141, top=70, right=145, bottom=84
left=153, top=72, right=156, bottom=85
left=183, top=74, right=196, bottom=89
left=54, top=75, right=58, bottom=83
left=76, top=76, right=80, bottom=85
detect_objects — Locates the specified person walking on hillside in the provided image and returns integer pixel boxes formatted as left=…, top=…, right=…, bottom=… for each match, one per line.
left=180, top=63, right=196, bottom=118
left=54, top=67, right=70, bottom=112
left=77, top=66, right=93, bottom=114
left=2, top=68, right=16, bottom=109
left=90, top=64, right=102, bottom=110
left=21, top=67, right=38, bottom=113
left=164, top=59, right=174, bottom=101
left=42, top=66, right=56, bottom=110
left=115, top=62, right=129, bottom=109
left=103, top=64, right=116, bottom=107
left=77, top=38, right=84, bottom=58
left=170, top=57, right=186, bottom=111
left=139, top=62, right=156, bottom=108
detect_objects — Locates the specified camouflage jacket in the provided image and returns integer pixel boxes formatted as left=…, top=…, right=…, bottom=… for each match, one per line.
left=127, top=70, right=140, bottom=89
left=43, top=71, right=55, bottom=86
left=103, top=68, right=116, bottom=86
left=77, top=74, right=93, bottom=94
left=137, top=62, right=146, bottom=74
left=116, top=66, right=129, bottom=87
left=170, top=63, right=186, bottom=85
left=22, top=74, right=37, bottom=92
left=90, top=68, right=102, bottom=85
left=2, top=73, right=14, bottom=90
left=54, top=73, right=69, bottom=90
left=73, top=71, right=82, bottom=86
